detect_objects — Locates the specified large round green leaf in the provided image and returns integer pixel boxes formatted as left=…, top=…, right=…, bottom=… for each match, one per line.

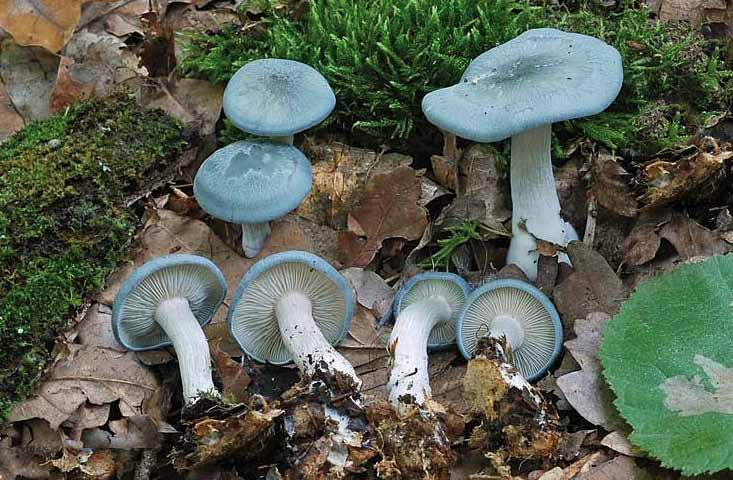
left=601, top=255, right=733, bottom=475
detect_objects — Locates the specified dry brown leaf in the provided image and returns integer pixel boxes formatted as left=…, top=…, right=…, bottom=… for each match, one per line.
left=0, top=0, right=85, bottom=53
left=210, top=339, right=251, bottom=403
left=338, top=166, right=428, bottom=267
left=640, top=137, right=732, bottom=208
left=441, top=144, right=510, bottom=235
left=298, top=142, right=413, bottom=228
left=659, top=211, right=732, bottom=260
left=9, top=344, right=161, bottom=429
left=601, top=431, right=643, bottom=457
left=0, top=38, right=58, bottom=122
left=657, top=0, right=733, bottom=28
left=0, top=78, right=24, bottom=141
left=574, top=455, right=649, bottom=480
left=82, top=415, right=162, bottom=450
left=341, top=267, right=394, bottom=319
left=591, top=151, right=638, bottom=218
left=553, top=242, right=627, bottom=327
left=623, top=209, right=672, bottom=266
left=49, top=30, right=147, bottom=112
left=142, top=78, right=224, bottom=136
left=556, top=312, right=625, bottom=432
left=0, top=436, right=54, bottom=479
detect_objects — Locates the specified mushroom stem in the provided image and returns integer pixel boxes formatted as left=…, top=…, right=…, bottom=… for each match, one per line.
left=275, top=291, right=361, bottom=388
left=270, top=135, right=294, bottom=145
left=154, top=297, right=218, bottom=404
left=507, top=124, right=567, bottom=280
left=241, top=222, right=271, bottom=258
left=387, top=296, right=452, bottom=408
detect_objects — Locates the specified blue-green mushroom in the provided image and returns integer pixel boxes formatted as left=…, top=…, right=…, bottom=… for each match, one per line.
left=194, top=140, right=312, bottom=257
left=422, top=29, right=622, bottom=280
left=223, top=58, right=336, bottom=145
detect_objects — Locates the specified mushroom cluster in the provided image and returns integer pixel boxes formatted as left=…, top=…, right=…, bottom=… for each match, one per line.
left=194, top=59, right=336, bottom=257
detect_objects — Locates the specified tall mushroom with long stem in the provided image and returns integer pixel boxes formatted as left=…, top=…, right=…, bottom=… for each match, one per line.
left=422, top=28, right=623, bottom=280
left=194, top=140, right=312, bottom=257
left=456, top=278, right=563, bottom=381
left=112, top=255, right=227, bottom=404
left=387, top=272, right=470, bottom=409
left=227, top=251, right=360, bottom=392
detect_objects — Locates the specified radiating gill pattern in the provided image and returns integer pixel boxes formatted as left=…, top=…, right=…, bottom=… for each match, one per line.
left=119, top=264, right=224, bottom=348
left=230, top=261, right=348, bottom=365
left=399, top=278, right=467, bottom=346
left=461, top=286, right=556, bottom=379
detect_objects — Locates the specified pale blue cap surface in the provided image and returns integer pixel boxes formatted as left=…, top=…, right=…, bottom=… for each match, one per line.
left=223, top=58, right=336, bottom=136
left=112, top=254, right=227, bottom=351
left=193, top=140, right=312, bottom=224
left=422, top=28, right=623, bottom=142
left=227, top=251, right=354, bottom=365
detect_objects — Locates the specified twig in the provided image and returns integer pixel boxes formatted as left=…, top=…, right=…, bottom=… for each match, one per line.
left=583, top=193, right=597, bottom=246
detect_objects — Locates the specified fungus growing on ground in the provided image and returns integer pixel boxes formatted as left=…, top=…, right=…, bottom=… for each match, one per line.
left=228, top=251, right=360, bottom=392
left=223, top=58, right=336, bottom=145
left=194, top=140, right=312, bottom=257
left=456, top=278, right=562, bottom=381
left=112, top=254, right=227, bottom=404
left=601, top=255, right=733, bottom=475
left=422, top=28, right=623, bottom=280
left=387, top=272, right=470, bottom=408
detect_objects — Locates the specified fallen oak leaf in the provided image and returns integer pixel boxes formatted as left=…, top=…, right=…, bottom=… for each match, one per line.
left=556, top=312, right=625, bottom=431
left=0, top=0, right=86, bottom=53
left=591, top=150, right=638, bottom=218
left=210, top=338, right=251, bottom=404
left=338, top=166, right=428, bottom=268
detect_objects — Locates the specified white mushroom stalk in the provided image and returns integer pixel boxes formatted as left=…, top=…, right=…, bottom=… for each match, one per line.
left=154, top=297, right=218, bottom=404
left=276, top=291, right=361, bottom=388
left=506, top=124, right=568, bottom=280
left=387, top=296, right=452, bottom=408
left=241, top=222, right=271, bottom=258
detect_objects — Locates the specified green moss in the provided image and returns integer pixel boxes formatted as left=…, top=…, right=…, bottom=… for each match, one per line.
left=0, top=94, right=186, bottom=419
left=180, top=0, right=732, bottom=154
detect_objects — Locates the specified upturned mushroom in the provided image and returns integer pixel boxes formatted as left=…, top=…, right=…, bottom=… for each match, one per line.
left=227, top=251, right=360, bottom=391
left=112, top=255, right=227, bottom=404
left=223, top=58, right=336, bottom=145
left=456, top=278, right=562, bottom=381
left=194, top=140, right=312, bottom=257
left=422, top=28, right=623, bottom=280
left=387, top=272, right=470, bottom=408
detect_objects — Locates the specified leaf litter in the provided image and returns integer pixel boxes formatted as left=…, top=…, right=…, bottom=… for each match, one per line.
left=3, top=0, right=733, bottom=478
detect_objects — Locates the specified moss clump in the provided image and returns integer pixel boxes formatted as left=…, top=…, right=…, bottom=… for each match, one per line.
left=0, top=94, right=186, bottom=419
left=180, top=0, right=732, bottom=154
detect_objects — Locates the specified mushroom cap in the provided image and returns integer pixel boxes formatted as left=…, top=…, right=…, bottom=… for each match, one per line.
left=456, top=278, right=562, bottom=381
left=193, top=140, right=312, bottom=224
left=227, top=251, right=354, bottom=365
left=421, top=28, right=623, bottom=143
left=112, top=254, right=227, bottom=351
left=393, top=272, right=471, bottom=349
left=223, top=58, right=336, bottom=137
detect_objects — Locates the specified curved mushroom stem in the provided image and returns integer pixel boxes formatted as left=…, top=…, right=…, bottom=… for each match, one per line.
left=241, top=222, right=271, bottom=258
left=154, top=297, right=218, bottom=404
left=506, top=124, right=568, bottom=281
left=275, top=291, right=361, bottom=389
left=387, top=296, right=452, bottom=409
